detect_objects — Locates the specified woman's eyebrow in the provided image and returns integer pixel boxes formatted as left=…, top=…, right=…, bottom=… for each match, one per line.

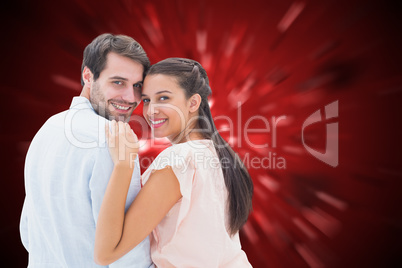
left=156, top=90, right=172, bottom=94
left=142, top=90, right=172, bottom=97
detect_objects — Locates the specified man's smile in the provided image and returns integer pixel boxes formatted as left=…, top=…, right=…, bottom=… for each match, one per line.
left=110, top=101, right=134, bottom=112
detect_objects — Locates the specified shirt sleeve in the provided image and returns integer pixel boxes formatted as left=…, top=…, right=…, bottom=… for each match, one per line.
left=89, top=146, right=153, bottom=267
left=88, top=146, right=115, bottom=223
left=19, top=198, right=29, bottom=250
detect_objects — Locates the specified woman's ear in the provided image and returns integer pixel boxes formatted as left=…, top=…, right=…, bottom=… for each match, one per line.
left=189, top=94, right=202, bottom=113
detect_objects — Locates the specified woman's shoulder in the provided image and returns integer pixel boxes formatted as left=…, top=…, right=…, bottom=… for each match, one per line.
left=159, top=139, right=213, bottom=157
left=147, top=139, right=214, bottom=170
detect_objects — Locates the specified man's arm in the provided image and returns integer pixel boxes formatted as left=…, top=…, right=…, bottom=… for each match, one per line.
left=95, top=165, right=181, bottom=266
left=89, top=145, right=152, bottom=267
left=94, top=121, right=181, bottom=266
left=88, top=145, right=142, bottom=224
left=20, top=198, right=29, bottom=250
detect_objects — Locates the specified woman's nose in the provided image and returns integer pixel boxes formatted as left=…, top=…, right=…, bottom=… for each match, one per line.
left=146, top=102, right=159, bottom=116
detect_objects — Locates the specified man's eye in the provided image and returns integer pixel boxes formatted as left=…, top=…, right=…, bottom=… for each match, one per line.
left=134, top=83, right=142, bottom=88
left=113, top=81, right=123, bottom=85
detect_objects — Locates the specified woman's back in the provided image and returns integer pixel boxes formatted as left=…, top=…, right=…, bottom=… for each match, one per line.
left=142, top=139, right=251, bottom=267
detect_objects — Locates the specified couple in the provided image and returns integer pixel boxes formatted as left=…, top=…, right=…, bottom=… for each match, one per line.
left=20, top=33, right=254, bottom=267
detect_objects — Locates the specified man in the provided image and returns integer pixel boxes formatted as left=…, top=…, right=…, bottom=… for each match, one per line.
left=20, top=34, right=153, bottom=267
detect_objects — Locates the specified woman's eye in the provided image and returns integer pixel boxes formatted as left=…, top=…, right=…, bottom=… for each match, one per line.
left=160, top=96, right=169, bottom=101
left=142, top=98, right=150, bottom=103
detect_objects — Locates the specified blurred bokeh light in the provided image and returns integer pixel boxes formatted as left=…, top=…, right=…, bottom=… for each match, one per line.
left=1, top=0, right=401, bottom=267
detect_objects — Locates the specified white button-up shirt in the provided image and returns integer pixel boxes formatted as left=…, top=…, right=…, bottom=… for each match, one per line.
left=20, top=97, right=152, bottom=268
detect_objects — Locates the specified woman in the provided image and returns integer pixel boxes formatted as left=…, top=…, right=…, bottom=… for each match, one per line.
left=95, top=58, right=254, bottom=267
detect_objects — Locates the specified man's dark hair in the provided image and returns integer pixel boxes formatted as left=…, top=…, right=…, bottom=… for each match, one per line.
left=81, top=33, right=150, bottom=85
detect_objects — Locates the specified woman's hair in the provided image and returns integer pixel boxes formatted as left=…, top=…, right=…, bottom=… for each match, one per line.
left=147, top=58, right=253, bottom=236
left=81, top=33, right=150, bottom=86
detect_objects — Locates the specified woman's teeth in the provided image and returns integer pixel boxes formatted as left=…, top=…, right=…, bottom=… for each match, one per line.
left=150, top=119, right=167, bottom=124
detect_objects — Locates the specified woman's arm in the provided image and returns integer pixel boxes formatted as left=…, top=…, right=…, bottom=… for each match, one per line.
left=94, top=121, right=182, bottom=265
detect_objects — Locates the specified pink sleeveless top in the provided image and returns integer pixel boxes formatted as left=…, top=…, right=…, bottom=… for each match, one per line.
left=141, top=139, right=252, bottom=267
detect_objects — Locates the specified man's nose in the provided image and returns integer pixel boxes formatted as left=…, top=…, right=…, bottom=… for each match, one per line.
left=121, top=87, right=137, bottom=103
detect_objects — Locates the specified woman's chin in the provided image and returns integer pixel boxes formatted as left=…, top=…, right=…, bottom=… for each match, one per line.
left=152, top=131, right=167, bottom=139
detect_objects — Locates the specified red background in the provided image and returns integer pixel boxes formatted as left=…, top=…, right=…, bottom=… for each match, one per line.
left=1, top=0, right=401, bottom=267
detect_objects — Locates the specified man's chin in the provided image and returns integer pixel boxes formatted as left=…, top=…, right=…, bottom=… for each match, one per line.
left=108, top=113, right=132, bottom=122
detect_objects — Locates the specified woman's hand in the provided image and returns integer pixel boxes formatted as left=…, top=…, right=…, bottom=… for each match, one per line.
left=105, top=120, right=139, bottom=168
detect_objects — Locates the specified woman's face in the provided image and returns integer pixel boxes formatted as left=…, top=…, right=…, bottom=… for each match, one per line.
left=141, top=74, right=193, bottom=143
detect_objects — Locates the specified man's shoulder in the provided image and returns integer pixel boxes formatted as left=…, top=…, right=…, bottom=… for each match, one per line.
left=36, top=106, right=108, bottom=148
left=46, top=109, right=69, bottom=123
left=65, top=107, right=108, bottom=147
left=34, top=109, right=69, bottom=134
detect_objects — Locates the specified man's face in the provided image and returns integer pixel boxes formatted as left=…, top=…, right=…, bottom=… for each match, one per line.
left=89, top=52, right=144, bottom=122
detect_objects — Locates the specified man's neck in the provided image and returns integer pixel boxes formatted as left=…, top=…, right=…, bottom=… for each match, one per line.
left=80, top=86, right=90, bottom=99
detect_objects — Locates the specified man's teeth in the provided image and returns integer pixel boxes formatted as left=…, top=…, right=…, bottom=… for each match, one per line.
left=112, top=103, right=130, bottom=110
left=150, top=119, right=167, bottom=124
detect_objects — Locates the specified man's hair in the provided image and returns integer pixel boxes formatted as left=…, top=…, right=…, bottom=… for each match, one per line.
left=81, top=33, right=150, bottom=86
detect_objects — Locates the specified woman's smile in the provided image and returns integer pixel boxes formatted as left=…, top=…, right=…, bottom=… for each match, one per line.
left=149, top=118, right=168, bottom=128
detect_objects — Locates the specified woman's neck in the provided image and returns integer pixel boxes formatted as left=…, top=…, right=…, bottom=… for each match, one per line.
left=169, top=120, right=206, bottom=144
left=169, top=131, right=205, bottom=144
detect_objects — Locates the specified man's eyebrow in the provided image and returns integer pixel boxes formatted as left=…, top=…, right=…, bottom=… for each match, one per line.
left=109, top=76, right=143, bottom=85
left=109, top=76, right=128, bottom=81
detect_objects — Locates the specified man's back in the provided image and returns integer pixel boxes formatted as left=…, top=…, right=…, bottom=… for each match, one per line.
left=20, top=97, right=152, bottom=268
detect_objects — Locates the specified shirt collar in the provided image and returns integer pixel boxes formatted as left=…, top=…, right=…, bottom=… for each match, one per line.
left=69, top=96, right=95, bottom=111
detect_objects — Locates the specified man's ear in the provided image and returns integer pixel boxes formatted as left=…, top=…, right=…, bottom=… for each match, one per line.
left=189, top=94, right=202, bottom=113
left=82, top=66, right=93, bottom=88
